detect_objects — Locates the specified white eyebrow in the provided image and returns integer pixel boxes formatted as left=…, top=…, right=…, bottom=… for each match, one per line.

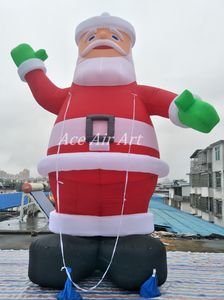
left=83, top=28, right=97, bottom=41
left=110, top=27, right=124, bottom=41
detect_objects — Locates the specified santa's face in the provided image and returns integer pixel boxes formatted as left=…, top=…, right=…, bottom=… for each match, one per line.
left=78, top=27, right=132, bottom=58
left=73, top=27, right=136, bottom=86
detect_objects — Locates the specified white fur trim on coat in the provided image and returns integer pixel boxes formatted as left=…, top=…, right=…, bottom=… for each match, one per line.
left=49, top=210, right=154, bottom=236
left=18, top=58, right=46, bottom=82
left=38, top=152, right=169, bottom=178
left=168, top=98, right=188, bottom=128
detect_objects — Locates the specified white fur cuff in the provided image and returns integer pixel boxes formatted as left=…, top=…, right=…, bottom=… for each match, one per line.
left=18, top=58, right=46, bottom=82
left=168, top=98, right=188, bottom=128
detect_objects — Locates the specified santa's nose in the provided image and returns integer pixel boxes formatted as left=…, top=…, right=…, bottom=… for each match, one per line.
left=98, top=30, right=108, bottom=39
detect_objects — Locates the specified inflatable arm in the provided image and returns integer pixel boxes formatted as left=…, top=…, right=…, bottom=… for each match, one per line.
left=138, top=85, right=177, bottom=118
left=25, top=70, right=69, bottom=115
left=139, top=85, right=219, bottom=133
left=11, top=43, right=69, bottom=115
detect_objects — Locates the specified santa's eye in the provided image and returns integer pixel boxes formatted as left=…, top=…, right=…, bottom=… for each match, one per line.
left=112, top=34, right=119, bottom=41
left=88, top=35, right=96, bottom=42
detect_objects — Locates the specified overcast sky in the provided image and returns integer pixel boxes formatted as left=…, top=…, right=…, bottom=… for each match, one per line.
left=0, top=0, right=223, bottom=180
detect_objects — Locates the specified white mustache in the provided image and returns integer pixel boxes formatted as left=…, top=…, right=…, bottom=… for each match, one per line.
left=80, top=39, right=127, bottom=57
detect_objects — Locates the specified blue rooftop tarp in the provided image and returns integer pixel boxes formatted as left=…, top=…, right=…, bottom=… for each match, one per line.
left=0, top=192, right=28, bottom=210
left=150, top=195, right=224, bottom=236
left=0, top=192, right=51, bottom=210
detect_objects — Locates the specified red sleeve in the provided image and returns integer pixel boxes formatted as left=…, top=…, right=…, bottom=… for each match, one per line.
left=25, top=69, right=69, bottom=115
left=137, top=85, right=177, bottom=118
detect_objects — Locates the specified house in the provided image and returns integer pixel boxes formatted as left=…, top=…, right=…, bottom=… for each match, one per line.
left=168, top=180, right=191, bottom=213
left=189, top=140, right=224, bottom=227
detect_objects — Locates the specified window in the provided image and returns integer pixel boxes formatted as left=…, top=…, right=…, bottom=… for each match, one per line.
left=190, top=193, right=197, bottom=208
left=208, top=174, right=213, bottom=188
left=215, top=172, right=221, bottom=189
left=200, top=174, right=208, bottom=187
left=208, top=197, right=214, bottom=212
left=201, top=152, right=207, bottom=164
left=215, top=146, right=220, bottom=161
left=174, top=186, right=182, bottom=196
left=191, top=174, right=200, bottom=187
left=198, top=196, right=209, bottom=212
left=216, top=200, right=222, bottom=217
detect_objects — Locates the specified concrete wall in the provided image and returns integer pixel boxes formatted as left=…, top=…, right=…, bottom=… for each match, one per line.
left=193, top=208, right=224, bottom=227
left=214, top=216, right=224, bottom=227
left=201, top=187, right=209, bottom=197
left=182, top=185, right=190, bottom=197
left=180, top=201, right=192, bottom=213
left=201, top=211, right=210, bottom=221
left=169, top=188, right=174, bottom=199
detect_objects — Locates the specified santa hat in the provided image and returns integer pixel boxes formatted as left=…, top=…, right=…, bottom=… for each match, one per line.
left=75, top=12, right=136, bottom=46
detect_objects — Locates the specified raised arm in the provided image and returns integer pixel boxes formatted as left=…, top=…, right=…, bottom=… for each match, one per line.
left=24, top=70, right=69, bottom=114
left=138, top=84, right=219, bottom=133
left=11, top=43, right=69, bottom=115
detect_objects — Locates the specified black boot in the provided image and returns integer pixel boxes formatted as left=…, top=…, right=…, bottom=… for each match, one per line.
left=98, top=235, right=167, bottom=290
left=28, top=234, right=99, bottom=288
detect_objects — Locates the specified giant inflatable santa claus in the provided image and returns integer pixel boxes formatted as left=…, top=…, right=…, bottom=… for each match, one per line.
left=11, top=13, right=219, bottom=292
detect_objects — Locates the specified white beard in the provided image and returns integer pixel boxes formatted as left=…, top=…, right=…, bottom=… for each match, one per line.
left=73, top=53, right=136, bottom=86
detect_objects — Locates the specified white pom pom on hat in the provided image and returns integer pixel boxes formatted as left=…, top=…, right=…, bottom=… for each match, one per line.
left=75, top=12, right=136, bottom=46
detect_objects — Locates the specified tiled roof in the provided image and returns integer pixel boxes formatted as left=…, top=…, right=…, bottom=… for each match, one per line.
left=150, top=195, right=224, bottom=236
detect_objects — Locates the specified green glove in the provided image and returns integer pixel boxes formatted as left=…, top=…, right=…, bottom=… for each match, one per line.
left=11, top=43, right=48, bottom=67
left=175, top=89, right=220, bottom=133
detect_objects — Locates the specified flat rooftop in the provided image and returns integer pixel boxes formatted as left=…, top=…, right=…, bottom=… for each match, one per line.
left=1, top=250, right=224, bottom=299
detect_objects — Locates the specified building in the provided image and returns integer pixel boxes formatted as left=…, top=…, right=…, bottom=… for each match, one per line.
left=0, top=169, right=30, bottom=181
left=0, top=170, right=9, bottom=179
left=16, top=169, right=30, bottom=181
left=189, top=140, right=224, bottom=227
left=168, top=180, right=191, bottom=213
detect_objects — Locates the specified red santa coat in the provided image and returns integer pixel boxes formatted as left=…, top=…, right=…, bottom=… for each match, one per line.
left=25, top=69, right=178, bottom=236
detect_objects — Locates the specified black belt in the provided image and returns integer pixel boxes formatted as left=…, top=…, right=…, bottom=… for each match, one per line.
left=86, top=114, right=115, bottom=143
